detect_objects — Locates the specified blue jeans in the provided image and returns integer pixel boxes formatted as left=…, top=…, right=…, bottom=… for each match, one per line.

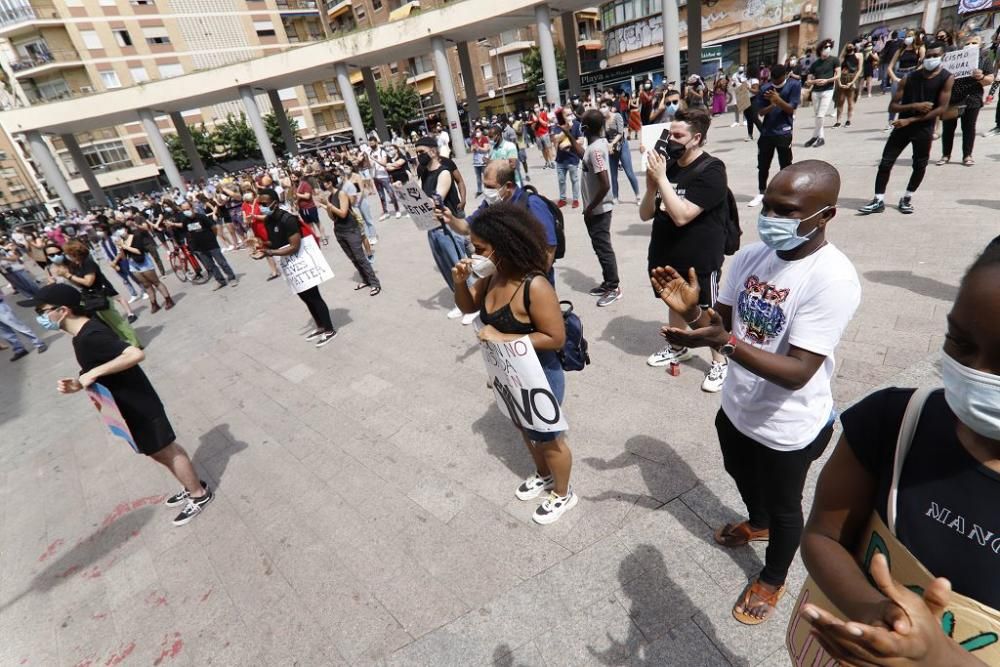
left=358, top=198, right=377, bottom=241
left=609, top=138, right=639, bottom=199
left=523, top=350, right=566, bottom=442
left=0, top=299, right=44, bottom=352
left=427, top=225, right=469, bottom=291
left=474, top=165, right=485, bottom=193
left=3, top=268, right=39, bottom=297
left=556, top=162, right=580, bottom=201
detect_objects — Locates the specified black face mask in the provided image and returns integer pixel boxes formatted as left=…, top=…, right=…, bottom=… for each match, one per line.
left=666, top=140, right=687, bottom=160
left=416, top=153, right=431, bottom=167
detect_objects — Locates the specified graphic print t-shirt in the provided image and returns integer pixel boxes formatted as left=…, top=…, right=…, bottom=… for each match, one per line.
left=717, top=242, right=861, bottom=450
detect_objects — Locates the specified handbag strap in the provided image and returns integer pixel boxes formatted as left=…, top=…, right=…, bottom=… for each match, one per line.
left=887, top=388, right=934, bottom=534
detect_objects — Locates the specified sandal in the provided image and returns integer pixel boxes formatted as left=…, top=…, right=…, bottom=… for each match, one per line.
left=963, top=157, right=975, bottom=166
left=369, top=286, right=382, bottom=297
left=354, top=282, right=370, bottom=291
left=936, top=156, right=950, bottom=165
left=267, top=274, right=280, bottom=281
left=321, top=237, right=329, bottom=246
left=733, top=579, right=786, bottom=625
left=714, top=522, right=769, bottom=548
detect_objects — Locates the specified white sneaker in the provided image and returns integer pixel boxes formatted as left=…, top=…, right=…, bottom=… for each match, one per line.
left=395, top=211, right=401, bottom=219
left=461, top=312, right=478, bottom=326
left=379, top=213, right=389, bottom=221
left=369, top=237, right=378, bottom=246
left=128, top=295, right=140, bottom=304
left=646, top=345, right=694, bottom=368
left=701, top=361, right=728, bottom=393
left=515, top=472, right=554, bottom=501
left=747, top=194, right=764, bottom=207
left=612, top=197, right=619, bottom=205
left=730, top=122, right=740, bottom=127
left=142, top=293, right=149, bottom=300
left=446, top=307, right=463, bottom=319
left=533, top=490, right=578, bottom=525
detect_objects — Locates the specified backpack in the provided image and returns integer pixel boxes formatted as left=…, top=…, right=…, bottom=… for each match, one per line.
left=518, top=185, right=566, bottom=260
left=523, top=273, right=590, bottom=372
left=687, top=155, right=741, bottom=255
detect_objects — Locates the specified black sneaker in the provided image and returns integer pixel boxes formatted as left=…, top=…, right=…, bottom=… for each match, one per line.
left=304, top=329, right=325, bottom=341
left=898, top=196, right=914, bottom=214
left=845, top=120, right=852, bottom=127
left=804, top=137, right=817, bottom=147
left=172, top=487, right=214, bottom=526
left=858, top=198, right=885, bottom=215
left=165, top=480, right=208, bottom=507
left=814, top=138, right=826, bottom=147
left=127, top=314, right=139, bottom=324
left=10, top=349, right=28, bottom=362
left=832, top=122, right=841, bottom=128
left=315, top=330, right=338, bottom=347
left=587, top=285, right=608, bottom=297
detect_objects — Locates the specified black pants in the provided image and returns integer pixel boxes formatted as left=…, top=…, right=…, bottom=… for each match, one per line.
left=716, top=409, right=834, bottom=587
left=875, top=125, right=932, bottom=195
left=745, top=106, right=763, bottom=139
left=941, top=106, right=981, bottom=160
left=757, top=134, right=793, bottom=193
left=297, top=285, right=334, bottom=332
left=194, top=248, right=236, bottom=286
left=333, top=220, right=379, bottom=289
left=583, top=210, right=619, bottom=289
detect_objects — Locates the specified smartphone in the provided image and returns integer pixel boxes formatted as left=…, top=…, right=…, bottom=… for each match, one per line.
left=653, top=128, right=672, bottom=160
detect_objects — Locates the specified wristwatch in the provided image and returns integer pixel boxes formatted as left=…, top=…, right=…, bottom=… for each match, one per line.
left=717, top=334, right=738, bottom=357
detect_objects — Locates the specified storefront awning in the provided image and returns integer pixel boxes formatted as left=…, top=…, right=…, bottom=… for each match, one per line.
left=413, top=76, right=434, bottom=95
left=389, top=1, right=420, bottom=22
left=349, top=70, right=363, bottom=85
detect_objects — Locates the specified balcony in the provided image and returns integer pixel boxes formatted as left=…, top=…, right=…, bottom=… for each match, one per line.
left=275, top=0, right=320, bottom=13
left=489, top=40, right=534, bottom=57
left=0, top=2, right=59, bottom=38
left=9, top=48, right=81, bottom=77
left=326, top=0, right=351, bottom=19
left=388, top=1, right=419, bottom=22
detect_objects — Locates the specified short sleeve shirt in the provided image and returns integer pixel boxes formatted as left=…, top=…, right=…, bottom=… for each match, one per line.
left=809, top=56, right=839, bottom=91
left=297, top=180, right=316, bottom=210
left=581, top=138, right=613, bottom=215
left=756, top=78, right=802, bottom=136
left=183, top=213, right=220, bottom=252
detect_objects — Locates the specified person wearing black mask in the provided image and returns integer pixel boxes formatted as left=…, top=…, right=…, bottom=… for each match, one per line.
left=805, top=38, right=840, bottom=147
left=178, top=201, right=237, bottom=290
left=749, top=64, right=801, bottom=208
left=321, top=172, right=381, bottom=296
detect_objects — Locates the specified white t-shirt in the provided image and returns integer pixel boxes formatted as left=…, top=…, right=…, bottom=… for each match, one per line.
left=370, top=148, right=389, bottom=180
left=437, top=130, right=451, bottom=158
left=717, top=242, right=861, bottom=451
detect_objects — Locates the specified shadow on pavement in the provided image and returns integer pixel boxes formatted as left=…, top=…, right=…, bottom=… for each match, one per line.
left=416, top=286, right=455, bottom=312
left=193, top=423, right=249, bottom=490
left=863, top=270, right=958, bottom=301
left=329, top=308, right=352, bottom=329
left=598, top=315, right=665, bottom=357
left=492, top=643, right=532, bottom=666
left=134, top=325, right=163, bottom=346
left=472, top=403, right=535, bottom=480
left=616, top=223, right=650, bottom=237
left=556, top=265, right=601, bottom=295
left=956, top=198, right=1000, bottom=210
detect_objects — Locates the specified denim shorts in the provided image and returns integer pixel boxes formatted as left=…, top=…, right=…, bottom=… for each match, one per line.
left=523, top=349, right=566, bottom=443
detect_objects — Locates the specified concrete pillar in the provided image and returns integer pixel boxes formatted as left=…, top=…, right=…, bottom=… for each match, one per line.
left=663, top=0, right=681, bottom=86
left=818, top=0, right=843, bottom=51
left=923, top=0, right=942, bottom=33
left=25, top=130, right=81, bottom=211
left=778, top=27, right=789, bottom=63
left=361, top=67, right=388, bottom=141
left=59, top=133, right=107, bottom=207
left=137, top=108, right=185, bottom=192
left=686, top=0, right=702, bottom=77
left=534, top=4, right=560, bottom=105
left=238, top=85, right=278, bottom=164
left=267, top=89, right=298, bottom=155
left=334, top=63, right=367, bottom=144
left=841, top=0, right=861, bottom=53
left=560, top=11, right=581, bottom=98
left=429, top=37, right=466, bottom=158
left=168, top=112, right=207, bottom=182
left=456, top=41, right=480, bottom=125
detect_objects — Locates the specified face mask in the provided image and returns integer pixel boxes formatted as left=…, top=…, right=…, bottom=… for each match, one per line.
left=243, top=193, right=253, bottom=202
left=821, top=47, right=832, bottom=57
left=260, top=205, right=272, bottom=215
left=49, top=254, right=65, bottom=264
left=644, top=83, right=652, bottom=90
left=183, top=210, right=194, bottom=218
left=941, top=353, right=1000, bottom=440
left=474, top=131, right=482, bottom=137
left=789, top=58, right=798, bottom=66
left=665, top=139, right=689, bottom=160
left=738, top=67, right=745, bottom=73
left=757, top=206, right=829, bottom=251
left=470, top=253, right=497, bottom=279
left=904, top=36, right=914, bottom=45
left=923, top=56, right=942, bottom=71
left=36, top=309, right=63, bottom=331
left=482, top=187, right=502, bottom=205
left=416, top=153, right=431, bottom=167
left=666, top=102, right=679, bottom=114
left=96, top=231, right=106, bottom=239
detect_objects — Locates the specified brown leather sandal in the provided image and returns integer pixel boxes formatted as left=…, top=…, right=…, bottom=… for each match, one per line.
left=713, top=521, right=770, bottom=548
left=733, top=579, right=786, bottom=625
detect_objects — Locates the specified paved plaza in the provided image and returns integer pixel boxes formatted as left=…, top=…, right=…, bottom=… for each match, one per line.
left=2, top=96, right=998, bottom=666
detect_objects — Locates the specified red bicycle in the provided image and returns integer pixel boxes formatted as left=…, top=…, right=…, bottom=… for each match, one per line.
left=168, top=242, right=209, bottom=284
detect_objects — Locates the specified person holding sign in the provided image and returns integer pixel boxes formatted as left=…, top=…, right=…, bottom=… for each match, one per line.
left=30, top=283, right=214, bottom=527
left=452, top=202, right=576, bottom=525
left=798, top=244, right=1000, bottom=666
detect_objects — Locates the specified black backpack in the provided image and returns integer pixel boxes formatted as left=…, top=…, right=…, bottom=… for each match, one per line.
left=523, top=273, right=590, bottom=371
left=518, top=185, right=566, bottom=260
left=687, top=155, right=741, bottom=255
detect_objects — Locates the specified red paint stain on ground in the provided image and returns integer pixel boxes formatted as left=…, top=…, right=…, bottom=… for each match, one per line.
left=199, top=589, right=213, bottom=603
left=145, top=591, right=168, bottom=607
left=92, top=612, right=108, bottom=621
left=152, top=632, right=183, bottom=666
left=38, top=539, right=64, bottom=562
left=19, top=658, right=28, bottom=664
left=103, top=642, right=135, bottom=666
left=100, top=495, right=167, bottom=529
left=73, top=660, right=93, bottom=667
left=57, top=565, right=81, bottom=579
left=81, top=566, right=103, bottom=579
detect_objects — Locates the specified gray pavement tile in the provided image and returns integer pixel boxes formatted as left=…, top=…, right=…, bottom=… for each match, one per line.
left=369, top=568, right=470, bottom=639
left=536, top=534, right=637, bottom=611
left=492, top=640, right=547, bottom=666
left=637, top=621, right=737, bottom=667
left=532, top=595, right=644, bottom=667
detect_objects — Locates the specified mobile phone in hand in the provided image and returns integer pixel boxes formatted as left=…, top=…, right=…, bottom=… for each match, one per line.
left=653, top=128, right=672, bottom=160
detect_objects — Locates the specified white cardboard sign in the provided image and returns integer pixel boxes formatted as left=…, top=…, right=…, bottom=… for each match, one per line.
left=942, top=46, right=979, bottom=79
left=478, top=331, right=568, bottom=433
left=395, top=182, right=440, bottom=231
left=278, top=234, right=334, bottom=294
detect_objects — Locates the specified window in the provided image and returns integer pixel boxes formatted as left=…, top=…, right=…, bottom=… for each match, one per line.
left=503, top=54, right=523, bottom=85
left=113, top=29, right=132, bottom=47
left=130, top=0, right=155, bottom=4
left=99, top=70, right=122, bottom=88
left=389, top=62, right=397, bottom=74
left=99, top=0, right=116, bottom=5
left=372, top=0, right=382, bottom=8
left=0, top=150, right=9, bottom=160
left=355, top=5, right=365, bottom=20
left=58, top=139, right=132, bottom=176
left=253, top=20, right=275, bottom=37
left=372, top=69, right=381, bottom=80
left=142, top=26, right=171, bottom=45
left=35, top=79, right=70, bottom=101
left=80, top=30, right=102, bottom=50
left=0, top=167, right=17, bottom=178
left=480, top=62, right=492, bottom=80
left=129, top=66, right=149, bottom=83
left=499, top=29, right=519, bottom=45
left=157, top=63, right=183, bottom=78
left=135, top=143, right=154, bottom=159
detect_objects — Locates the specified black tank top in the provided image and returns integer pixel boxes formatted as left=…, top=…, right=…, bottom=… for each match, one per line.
left=897, top=48, right=919, bottom=70
left=479, top=274, right=538, bottom=335
left=899, top=68, right=951, bottom=123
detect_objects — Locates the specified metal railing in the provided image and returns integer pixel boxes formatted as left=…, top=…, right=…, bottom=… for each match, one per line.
left=275, top=0, right=320, bottom=10
left=9, top=48, right=80, bottom=73
left=0, top=1, right=57, bottom=31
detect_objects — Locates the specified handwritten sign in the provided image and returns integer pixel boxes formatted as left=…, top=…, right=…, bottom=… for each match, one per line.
left=395, top=182, right=440, bottom=231
left=477, top=330, right=568, bottom=433
left=942, top=45, right=979, bottom=79
left=278, top=235, right=334, bottom=294
left=87, top=383, right=138, bottom=453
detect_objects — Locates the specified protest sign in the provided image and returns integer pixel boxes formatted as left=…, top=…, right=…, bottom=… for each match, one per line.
left=786, top=512, right=1000, bottom=665
left=278, top=235, right=334, bottom=294
left=478, top=331, right=568, bottom=433
left=639, top=122, right=670, bottom=171
left=395, top=182, right=440, bottom=231
left=942, top=45, right=979, bottom=79
left=86, top=383, right=139, bottom=453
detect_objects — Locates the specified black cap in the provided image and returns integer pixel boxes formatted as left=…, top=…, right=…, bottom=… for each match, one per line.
left=24, top=283, right=82, bottom=311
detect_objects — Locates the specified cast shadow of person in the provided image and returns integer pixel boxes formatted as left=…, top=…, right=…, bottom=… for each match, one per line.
left=587, top=544, right=751, bottom=666
left=471, top=403, right=537, bottom=480
left=192, top=423, right=249, bottom=490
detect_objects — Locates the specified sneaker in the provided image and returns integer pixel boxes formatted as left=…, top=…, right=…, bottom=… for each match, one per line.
left=701, top=361, right=728, bottom=393
left=165, top=480, right=208, bottom=507
left=213, top=283, right=226, bottom=291
left=814, top=138, right=825, bottom=147
left=646, top=345, right=693, bottom=367
left=587, top=285, right=608, bottom=297
left=832, top=122, right=841, bottom=128
left=461, top=312, right=478, bottom=326
left=172, top=488, right=214, bottom=526
left=532, top=490, right=578, bottom=525
left=369, top=237, right=378, bottom=245
left=804, top=137, right=817, bottom=148
left=315, top=330, right=338, bottom=347
left=987, top=126, right=1000, bottom=136
left=128, top=295, right=140, bottom=304
left=597, top=286, right=622, bottom=307
left=305, top=329, right=325, bottom=341
left=572, top=200, right=580, bottom=208
left=36, top=344, right=47, bottom=354
left=379, top=213, right=389, bottom=221
left=898, top=196, right=914, bottom=214
left=446, top=306, right=463, bottom=319
left=127, top=314, right=138, bottom=324
left=857, top=198, right=885, bottom=215
left=142, top=293, right=149, bottom=300
left=845, top=120, right=852, bottom=127
left=395, top=211, right=401, bottom=219
left=747, top=194, right=764, bottom=207
left=515, top=472, right=554, bottom=501
left=557, top=199, right=567, bottom=208
left=230, top=280, right=239, bottom=287
left=729, top=121, right=740, bottom=127
left=612, top=197, right=619, bottom=205
left=10, top=349, right=28, bottom=362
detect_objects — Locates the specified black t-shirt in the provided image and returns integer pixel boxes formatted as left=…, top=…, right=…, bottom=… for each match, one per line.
left=420, top=164, right=461, bottom=216
left=387, top=152, right=410, bottom=184
left=899, top=68, right=952, bottom=123
left=264, top=209, right=301, bottom=249
left=809, top=56, right=839, bottom=91
left=647, top=153, right=727, bottom=274
left=842, top=388, right=1000, bottom=610
left=72, top=256, right=117, bottom=296
left=183, top=212, right=219, bottom=252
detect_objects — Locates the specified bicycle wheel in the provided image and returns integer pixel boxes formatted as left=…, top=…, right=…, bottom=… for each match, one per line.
left=188, top=254, right=210, bottom=285
left=169, top=253, right=188, bottom=282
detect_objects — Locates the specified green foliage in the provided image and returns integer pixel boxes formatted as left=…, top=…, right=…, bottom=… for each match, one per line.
left=264, top=111, right=301, bottom=154
left=214, top=112, right=260, bottom=160
left=521, top=45, right=567, bottom=92
left=357, top=80, right=421, bottom=137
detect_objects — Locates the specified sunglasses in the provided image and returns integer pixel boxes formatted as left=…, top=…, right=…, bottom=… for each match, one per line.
left=35, top=305, right=58, bottom=316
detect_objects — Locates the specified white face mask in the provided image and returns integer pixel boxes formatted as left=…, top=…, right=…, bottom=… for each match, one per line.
left=470, top=253, right=497, bottom=279
left=482, top=187, right=502, bottom=205
left=923, top=56, right=942, bottom=71
left=904, top=36, right=914, bottom=46
left=821, top=47, right=832, bottom=57
left=941, top=353, right=1000, bottom=440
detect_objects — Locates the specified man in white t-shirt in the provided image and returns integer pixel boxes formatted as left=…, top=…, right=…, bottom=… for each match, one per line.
left=435, top=123, right=451, bottom=158
left=650, top=159, right=860, bottom=626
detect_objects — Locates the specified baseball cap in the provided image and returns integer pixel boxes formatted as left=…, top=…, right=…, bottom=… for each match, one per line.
left=25, top=283, right=83, bottom=312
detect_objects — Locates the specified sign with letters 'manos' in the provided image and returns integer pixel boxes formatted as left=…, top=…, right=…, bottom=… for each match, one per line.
left=478, top=332, right=568, bottom=433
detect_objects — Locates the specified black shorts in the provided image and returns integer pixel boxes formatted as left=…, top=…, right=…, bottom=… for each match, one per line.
left=649, top=269, right=720, bottom=308
left=300, top=207, right=320, bottom=224
left=127, top=411, right=176, bottom=456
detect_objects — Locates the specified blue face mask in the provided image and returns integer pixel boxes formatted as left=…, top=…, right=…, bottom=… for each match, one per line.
left=757, top=206, right=829, bottom=251
left=666, top=102, right=679, bottom=113
left=183, top=210, right=194, bottom=218
left=49, top=254, right=65, bottom=264
left=36, top=310, right=62, bottom=331
left=260, top=205, right=272, bottom=215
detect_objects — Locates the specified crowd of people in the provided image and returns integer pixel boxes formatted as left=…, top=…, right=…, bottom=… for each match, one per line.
left=3, top=21, right=1000, bottom=663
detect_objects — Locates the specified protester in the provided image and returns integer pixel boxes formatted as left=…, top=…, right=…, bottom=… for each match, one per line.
left=242, top=190, right=281, bottom=280
left=369, top=139, right=402, bottom=220
left=599, top=99, right=640, bottom=204
left=749, top=64, right=800, bottom=208
left=580, top=108, right=622, bottom=307
left=552, top=108, right=582, bottom=208
left=886, top=30, right=923, bottom=127
left=532, top=104, right=555, bottom=168
left=120, top=224, right=175, bottom=312
left=96, top=225, right=142, bottom=305
left=470, top=127, right=490, bottom=197
left=938, top=57, right=993, bottom=166
left=322, top=172, right=381, bottom=296
left=806, top=38, right=840, bottom=147
left=178, top=201, right=238, bottom=290
left=0, top=291, right=47, bottom=361
left=487, top=124, right=520, bottom=186
left=834, top=42, right=863, bottom=127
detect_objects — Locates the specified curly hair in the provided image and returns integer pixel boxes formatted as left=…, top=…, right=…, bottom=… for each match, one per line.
left=62, top=238, right=90, bottom=262
left=469, top=201, right=549, bottom=279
